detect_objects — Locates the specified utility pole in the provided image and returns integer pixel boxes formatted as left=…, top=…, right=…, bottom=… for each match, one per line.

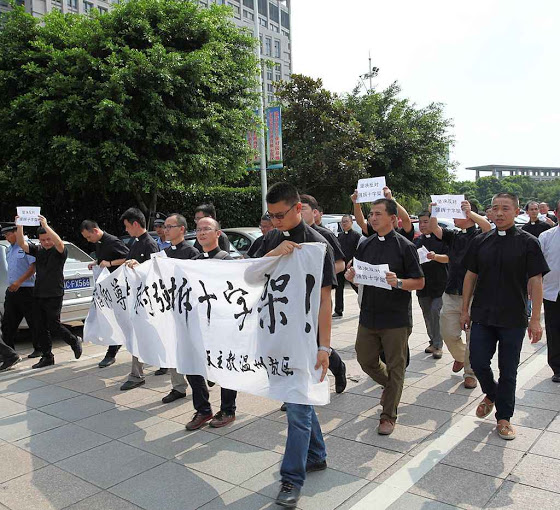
left=361, top=51, right=379, bottom=93
left=253, top=5, right=268, bottom=214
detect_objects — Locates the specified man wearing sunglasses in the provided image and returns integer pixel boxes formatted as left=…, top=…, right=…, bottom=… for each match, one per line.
left=253, top=182, right=336, bottom=509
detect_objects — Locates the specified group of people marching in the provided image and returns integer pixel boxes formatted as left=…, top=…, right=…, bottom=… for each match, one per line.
left=1, top=183, right=559, bottom=508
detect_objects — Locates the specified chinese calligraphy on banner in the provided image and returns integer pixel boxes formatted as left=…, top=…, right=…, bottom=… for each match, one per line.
left=430, top=194, right=467, bottom=219
left=16, top=206, right=41, bottom=226
left=356, top=177, right=386, bottom=203
left=353, top=260, right=392, bottom=289
left=84, top=244, right=329, bottom=405
left=246, top=108, right=260, bottom=171
left=266, top=106, right=283, bottom=169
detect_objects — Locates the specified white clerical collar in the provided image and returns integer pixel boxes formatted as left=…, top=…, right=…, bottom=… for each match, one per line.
left=283, top=231, right=290, bottom=237
left=461, top=229, right=467, bottom=234
left=498, top=230, right=506, bottom=236
left=171, top=245, right=177, bottom=250
left=378, top=236, right=385, bottom=241
left=203, top=252, right=209, bottom=257
left=425, top=234, right=431, bottom=238
left=531, top=222, right=536, bottom=225
left=135, top=237, right=139, bottom=241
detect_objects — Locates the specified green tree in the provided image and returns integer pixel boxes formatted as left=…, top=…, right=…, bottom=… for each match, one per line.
left=0, top=1, right=258, bottom=223
left=346, top=83, right=455, bottom=200
left=273, top=74, right=377, bottom=211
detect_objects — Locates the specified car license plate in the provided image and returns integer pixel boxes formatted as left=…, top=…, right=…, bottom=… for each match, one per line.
left=65, top=277, right=91, bottom=290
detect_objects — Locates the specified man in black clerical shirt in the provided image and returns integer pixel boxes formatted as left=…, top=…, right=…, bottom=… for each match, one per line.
left=119, top=208, right=160, bottom=390
left=522, top=201, right=552, bottom=238
left=334, top=214, right=361, bottom=315
left=346, top=198, right=424, bottom=436
left=254, top=183, right=335, bottom=508
left=247, top=214, right=274, bottom=259
left=16, top=215, right=83, bottom=369
left=300, top=194, right=347, bottom=393
left=429, top=199, right=492, bottom=389
left=461, top=193, right=549, bottom=440
left=192, top=203, right=231, bottom=253
left=181, top=216, right=238, bottom=431
left=414, top=211, right=449, bottom=359
left=80, top=220, right=129, bottom=367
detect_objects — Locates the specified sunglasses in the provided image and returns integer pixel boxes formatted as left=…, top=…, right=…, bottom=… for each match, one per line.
left=267, top=203, right=297, bottom=220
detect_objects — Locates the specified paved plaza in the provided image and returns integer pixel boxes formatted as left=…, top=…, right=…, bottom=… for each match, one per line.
left=0, top=288, right=559, bottom=510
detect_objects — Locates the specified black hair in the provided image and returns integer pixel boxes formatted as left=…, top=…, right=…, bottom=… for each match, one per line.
left=37, top=227, right=47, bottom=236
left=492, top=193, right=519, bottom=208
left=341, top=214, right=353, bottom=222
left=80, top=220, right=99, bottom=232
left=119, top=207, right=146, bottom=228
left=194, top=204, right=217, bottom=219
left=300, top=194, right=319, bottom=210
left=418, top=210, right=431, bottom=219
left=317, top=205, right=324, bottom=214
left=167, top=213, right=188, bottom=230
left=266, top=182, right=300, bottom=205
left=372, top=198, right=398, bottom=216
left=525, top=200, right=539, bottom=211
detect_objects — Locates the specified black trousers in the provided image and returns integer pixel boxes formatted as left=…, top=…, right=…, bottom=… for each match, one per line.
left=34, top=296, right=79, bottom=356
left=0, top=332, right=18, bottom=361
left=106, top=344, right=122, bottom=358
left=544, top=298, right=560, bottom=375
left=1, top=287, right=39, bottom=350
left=187, top=375, right=237, bottom=414
left=334, top=272, right=358, bottom=315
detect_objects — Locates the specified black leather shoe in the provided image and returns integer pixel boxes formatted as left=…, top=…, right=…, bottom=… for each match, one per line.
left=120, top=380, right=145, bottom=391
left=154, top=368, right=168, bottom=376
left=32, top=355, right=55, bottom=369
left=207, top=380, right=215, bottom=387
left=552, top=374, right=560, bottom=383
left=280, top=403, right=287, bottom=412
left=335, top=361, right=347, bottom=394
left=0, top=356, right=22, bottom=372
left=276, top=481, right=301, bottom=508
left=71, top=337, right=83, bottom=359
left=98, top=356, right=116, bottom=368
left=27, top=350, right=42, bottom=359
left=162, top=389, right=186, bottom=404
left=306, top=459, right=327, bottom=472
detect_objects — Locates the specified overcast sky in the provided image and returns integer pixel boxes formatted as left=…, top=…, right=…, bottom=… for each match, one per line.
left=290, top=0, right=560, bottom=181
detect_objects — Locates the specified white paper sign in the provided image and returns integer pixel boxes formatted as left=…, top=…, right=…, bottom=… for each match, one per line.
left=417, top=245, right=430, bottom=264
left=84, top=243, right=329, bottom=406
left=356, top=177, right=386, bottom=203
left=353, top=260, right=392, bottom=289
left=430, top=195, right=466, bottom=219
left=16, top=207, right=41, bottom=226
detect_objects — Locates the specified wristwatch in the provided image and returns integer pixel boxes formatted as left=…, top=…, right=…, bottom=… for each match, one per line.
left=318, top=346, right=332, bottom=355
left=396, top=279, right=403, bottom=289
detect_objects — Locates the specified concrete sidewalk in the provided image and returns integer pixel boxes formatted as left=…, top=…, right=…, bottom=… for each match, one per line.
left=0, top=288, right=558, bottom=510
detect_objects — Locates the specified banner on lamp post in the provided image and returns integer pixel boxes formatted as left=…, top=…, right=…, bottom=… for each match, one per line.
left=266, top=106, right=283, bottom=169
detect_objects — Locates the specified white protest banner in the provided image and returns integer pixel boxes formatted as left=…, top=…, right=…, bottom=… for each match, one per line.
left=150, top=251, right=167, bottom=259
left=84, top=243, right=329, bottom=406
left=417, top=245, right=430, bottom=264
left=353, top=260, right=392, bottom=290
left=356, top=176, right=386, bottom=203
left=92, top=265, right=103, bottom=282
left=430, top=195, right=466, bottom=219
left=16, top=207, right=41, bottom=226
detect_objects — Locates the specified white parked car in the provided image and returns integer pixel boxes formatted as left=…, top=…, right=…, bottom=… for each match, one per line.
left=0, top=240, right=95, bottom=328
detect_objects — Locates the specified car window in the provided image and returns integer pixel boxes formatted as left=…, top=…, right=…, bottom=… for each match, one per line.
left=66, top=244, right=93, bottom=263
left=227, top=233, right=252, bottom=253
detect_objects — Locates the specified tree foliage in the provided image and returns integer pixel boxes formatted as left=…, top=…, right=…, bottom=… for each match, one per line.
left=0, top=0, right=258, bottom=221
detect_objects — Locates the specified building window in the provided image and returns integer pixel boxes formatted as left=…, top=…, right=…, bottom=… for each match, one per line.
left=267, top=83, right=274, bottom=92
left=99, top=6, right=108, bottom=13
left=266, top=67, right=273, bottom=81
left=83, top=1, right=94, bottom=12
left=275, top=63, right=281, bottom=82
left=67, top=0, right=77, bottom=7
left=274, top=40, right=281, bottom=58
left=265, top=37, right=272, bottom=56
left=228, top=2, right=240, bottom=16
left=259, top=17, right=267, bottom=27
left=258, top=0, right=267, bottom=15
left=269, top=2, right=279, bottom=22
left=270, top=23, right=279, bottom=33
left=243, top=0, right=254, bottom=7
left=281, top=9, right=290, bottom=29
left=267, top=94, right=274, bottom=104
left=243, top=9, right=254, bottom=20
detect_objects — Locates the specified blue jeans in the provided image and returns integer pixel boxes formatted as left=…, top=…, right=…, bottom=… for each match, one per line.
left=469, top=323, right=525, bottom=421
left=280, top=403, right=326, bottom=489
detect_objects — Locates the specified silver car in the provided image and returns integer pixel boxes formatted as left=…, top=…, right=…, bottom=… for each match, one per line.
left=0, top=240, right=95, bottom=328
left=222, top=227, right=263, bottom=258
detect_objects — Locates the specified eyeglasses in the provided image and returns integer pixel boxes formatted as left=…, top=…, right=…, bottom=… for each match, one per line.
left=163, top=225, right=181, bottom=230
left=195, top=227, right=217, bottom=233
left=266, top=203, right=296, bottom=220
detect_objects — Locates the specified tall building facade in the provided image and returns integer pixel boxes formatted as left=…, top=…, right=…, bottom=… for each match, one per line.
left=0, top=0, right=292, bottom=105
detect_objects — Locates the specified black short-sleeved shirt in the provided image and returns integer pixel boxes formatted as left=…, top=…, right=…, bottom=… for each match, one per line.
left=337, top=228, right=361, bottom=263
left=127, top=232, right=159, bottom=264
left=247, top=235, right=264, bottom=258
left=195, top=246, right=233, bottom=261
left=312, top=224, right=345, bottom=262
left=27, top=244, right=67, bottom=298
left=522, top=220, right=551, bottom=238
left=254, top=219, right=337, bottom=289
left=194, top=231, right=230, bottom=254
left=95, top=232, right=129, bottom=273
left=440, top=226, right=481, bottom=295
left=414, top=234, right=448, bottom=298
left=463, top=226, right=550, bottom=328
left=164, top=240, right=200, bottom=260
left=365, top=222, right=414, bottom=242
left=356, top=229, right=424, bottom=329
